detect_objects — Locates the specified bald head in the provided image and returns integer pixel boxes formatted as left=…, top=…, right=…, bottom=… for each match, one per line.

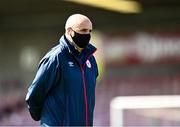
left=65, top=14, right=93, bottom=51
left=65, top=14, right=92, bottom=33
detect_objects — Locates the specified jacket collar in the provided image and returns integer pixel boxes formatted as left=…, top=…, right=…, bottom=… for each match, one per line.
left=59, top=35, right=97, bottom=65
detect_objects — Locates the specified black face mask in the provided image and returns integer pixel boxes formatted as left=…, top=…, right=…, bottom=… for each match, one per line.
left=71, top=30, right=91, bottom=48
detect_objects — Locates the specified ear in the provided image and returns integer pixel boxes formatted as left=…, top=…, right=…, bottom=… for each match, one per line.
left=67, top=27, right=74, bottom=36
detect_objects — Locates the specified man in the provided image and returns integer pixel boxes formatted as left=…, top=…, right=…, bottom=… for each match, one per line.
left=25, top=14, right=99, bottom=126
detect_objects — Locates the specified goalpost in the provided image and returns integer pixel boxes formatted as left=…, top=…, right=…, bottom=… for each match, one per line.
left=110, top=95, right=180, bottom=127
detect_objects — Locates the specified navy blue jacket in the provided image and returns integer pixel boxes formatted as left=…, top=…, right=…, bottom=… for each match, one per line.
left=25, top=35, right=98, bottom=126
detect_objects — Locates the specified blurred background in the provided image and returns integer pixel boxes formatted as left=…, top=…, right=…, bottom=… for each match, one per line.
left=0, top=0, right=180, bottom=126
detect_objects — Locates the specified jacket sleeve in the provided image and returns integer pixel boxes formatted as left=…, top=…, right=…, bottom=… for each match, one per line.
left=25, top=56, right=60, bottom=121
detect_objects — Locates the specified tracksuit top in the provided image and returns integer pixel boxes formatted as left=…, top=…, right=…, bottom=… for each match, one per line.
left=25, top=35, right=98, bottom=126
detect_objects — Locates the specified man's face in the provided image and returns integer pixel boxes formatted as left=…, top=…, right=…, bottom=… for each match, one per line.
left=66, top=15, right=93, bottom=49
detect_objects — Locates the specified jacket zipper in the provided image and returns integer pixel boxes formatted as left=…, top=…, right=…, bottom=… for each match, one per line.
left=76, top=49, right=97, bottom=126
left=80, top=65, right=89, bottom=126
left=81, top=49, right=97, bottom=126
